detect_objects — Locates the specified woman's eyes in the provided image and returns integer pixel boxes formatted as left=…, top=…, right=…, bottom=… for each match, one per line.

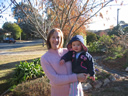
left=52, top=36, right=60, bottom=39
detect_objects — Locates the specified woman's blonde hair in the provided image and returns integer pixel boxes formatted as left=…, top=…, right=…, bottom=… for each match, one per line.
left=46, top=28, right=64, bottom=49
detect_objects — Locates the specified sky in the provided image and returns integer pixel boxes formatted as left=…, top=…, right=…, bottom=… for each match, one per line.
left=0, top=0, right=17, bottom=28
left=0, top=0, right=128, bottom=30
left=87, top=0, right=128, bottom=30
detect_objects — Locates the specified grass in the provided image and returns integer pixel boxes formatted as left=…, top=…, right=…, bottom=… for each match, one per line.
left=0, top=44, right=47, bottom=95
left=4, top=44, right=46, bottom=52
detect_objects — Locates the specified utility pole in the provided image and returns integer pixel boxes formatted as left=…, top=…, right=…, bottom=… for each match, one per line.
left=117, top=8, right=120, bottom=25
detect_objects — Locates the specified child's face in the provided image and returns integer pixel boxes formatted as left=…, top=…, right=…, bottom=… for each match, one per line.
left=72, top=41, right=82, bottom=52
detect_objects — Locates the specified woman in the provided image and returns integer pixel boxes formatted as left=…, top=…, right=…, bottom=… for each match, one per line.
left=41, top=28, right=87, bottom=96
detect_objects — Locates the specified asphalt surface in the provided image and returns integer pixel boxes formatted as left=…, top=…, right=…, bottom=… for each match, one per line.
left=0, top=39, right=43, bottom=51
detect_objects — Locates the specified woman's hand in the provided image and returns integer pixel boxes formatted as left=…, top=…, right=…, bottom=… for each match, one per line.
left=77, top=73, right=87, bottom=82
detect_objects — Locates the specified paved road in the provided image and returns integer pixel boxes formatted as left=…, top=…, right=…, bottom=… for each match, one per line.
left=0, top=39, right=43, bottom=51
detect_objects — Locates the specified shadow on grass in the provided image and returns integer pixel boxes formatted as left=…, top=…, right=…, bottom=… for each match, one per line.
left=0, top=58, right=40, bottom=70
left=0, top=58, right=40, bottom=95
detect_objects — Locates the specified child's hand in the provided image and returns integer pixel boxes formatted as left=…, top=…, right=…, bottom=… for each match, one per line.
left=60, top=59, right=65, bottom=65
left=90, top=76, right=95, bottom=81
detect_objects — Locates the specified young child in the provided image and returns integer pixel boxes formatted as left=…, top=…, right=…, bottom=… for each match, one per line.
left=60, top=35, right=95, bottom=96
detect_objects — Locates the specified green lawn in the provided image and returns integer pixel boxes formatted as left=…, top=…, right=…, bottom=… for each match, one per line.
left=0, top=44, right=47, bottom=95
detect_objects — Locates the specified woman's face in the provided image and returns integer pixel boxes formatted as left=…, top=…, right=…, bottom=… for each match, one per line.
left=49, top=31, right=61, bottom=50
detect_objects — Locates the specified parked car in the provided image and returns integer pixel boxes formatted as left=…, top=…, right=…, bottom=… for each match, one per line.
left=3, top=37, right=16, bottom=43
left=3, top=37, right=9, bottom=43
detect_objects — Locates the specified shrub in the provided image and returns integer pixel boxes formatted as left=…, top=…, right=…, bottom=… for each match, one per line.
left=9, top=58, right=44, bottom=86
left=88, top=35, right=114, bottom=53
left=123, top=50, right=128, bottom=68
left=98, top=35, right=113, bottom=53
left=87, top=32, right=98, bottom=45
left=88, top=35, right=126, bottom=61
left=33, top=58, right=41, bottom=65
left=88, top=41, right=102, bottom=52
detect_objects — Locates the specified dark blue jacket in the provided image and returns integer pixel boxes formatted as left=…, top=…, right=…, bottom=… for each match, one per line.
left=61, top=35, right=95, bottom=76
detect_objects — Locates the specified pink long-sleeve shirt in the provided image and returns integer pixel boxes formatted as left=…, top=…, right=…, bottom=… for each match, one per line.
left=41, top=48, right=78, bottom=96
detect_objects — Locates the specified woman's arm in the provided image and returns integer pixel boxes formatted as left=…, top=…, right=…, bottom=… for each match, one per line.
left=41, top=56, right=77, bottom=86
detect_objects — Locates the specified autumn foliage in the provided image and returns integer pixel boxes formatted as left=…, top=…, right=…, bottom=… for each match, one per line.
left=48, top=0, right=88, bottom=41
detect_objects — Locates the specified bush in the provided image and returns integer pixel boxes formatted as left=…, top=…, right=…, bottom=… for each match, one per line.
left=9, top=58, right=44, bottom=86
left=88, top=35, right=114, bottom=53
left=88, top=35, right=125, bottom=57
left=88, top=41, right=102, bottom=52
left=87, top=32, right=98, bottom=45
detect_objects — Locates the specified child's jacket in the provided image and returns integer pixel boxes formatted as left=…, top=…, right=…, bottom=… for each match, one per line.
left=61, top=35, right=95, bottom=76
left=61, top=51, right=95, bottom=76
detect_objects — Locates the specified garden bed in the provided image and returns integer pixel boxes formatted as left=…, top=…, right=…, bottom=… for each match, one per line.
left=97, top=55, right=127, bottom=73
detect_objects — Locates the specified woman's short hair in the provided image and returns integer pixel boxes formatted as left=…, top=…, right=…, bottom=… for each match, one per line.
left=46, top=28, right=64, bottom=49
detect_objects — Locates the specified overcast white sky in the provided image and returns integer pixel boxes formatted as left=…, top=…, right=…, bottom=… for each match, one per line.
left=0, top=0, right=128, bottom=30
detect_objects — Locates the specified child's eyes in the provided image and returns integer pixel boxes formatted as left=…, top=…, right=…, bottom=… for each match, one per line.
left=73, top=44, right=80, bottom=46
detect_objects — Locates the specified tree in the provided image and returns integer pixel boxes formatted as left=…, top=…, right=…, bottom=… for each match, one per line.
left=1, top=0, right=115, bottom=46
left=119, top=26, right=128, bottom=50
left=108, top=22, right=128, bottom=50
left=47, top=0, right=114, bottom=46
left=123, top=27, right=128, bottom=34
left=12, top=3, right=41, bottom=39
left=108, top=25, right=120, bottom=36
left=2, top=22, right=22, bottom=39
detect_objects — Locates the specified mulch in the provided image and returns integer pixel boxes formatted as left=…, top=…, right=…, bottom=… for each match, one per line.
left=90, top=52, right=127, bottom=73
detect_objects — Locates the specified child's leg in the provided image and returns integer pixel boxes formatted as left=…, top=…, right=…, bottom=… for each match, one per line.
left=69, top=81, right=84, bottom=96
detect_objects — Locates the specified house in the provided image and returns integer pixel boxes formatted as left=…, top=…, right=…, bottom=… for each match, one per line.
left=121, top=24, right=128, bottom=28
left=0, top=28, right=12, bottom=42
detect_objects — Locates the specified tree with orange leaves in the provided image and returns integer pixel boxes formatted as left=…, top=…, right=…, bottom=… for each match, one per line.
left=0, top=0, right=115, bottom=46
left=44, top=0, right=114, bottom=46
